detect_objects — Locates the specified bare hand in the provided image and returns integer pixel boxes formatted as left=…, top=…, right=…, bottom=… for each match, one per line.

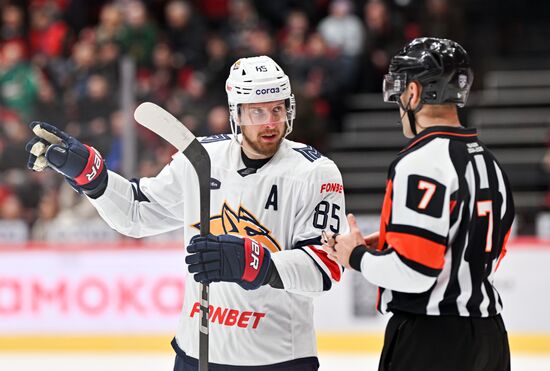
left=364, top=231, right=380, bottom=250
left=321, top=213, right=366, bottom=269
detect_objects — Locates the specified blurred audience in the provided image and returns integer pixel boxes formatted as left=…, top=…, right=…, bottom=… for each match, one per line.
left=0, top=0, right=545, bottom=241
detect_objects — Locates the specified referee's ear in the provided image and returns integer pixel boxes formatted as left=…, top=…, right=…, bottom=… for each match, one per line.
left=408, top=81, right=422, bottom=110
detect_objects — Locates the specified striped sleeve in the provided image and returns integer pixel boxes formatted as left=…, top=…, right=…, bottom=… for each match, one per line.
left=295, top=237, right=343, bottom=289
left=361, top=139, right=458, bottom=293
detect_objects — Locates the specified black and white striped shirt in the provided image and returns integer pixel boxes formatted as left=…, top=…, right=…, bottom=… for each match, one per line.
left=353, top=126, right=515, bottom=317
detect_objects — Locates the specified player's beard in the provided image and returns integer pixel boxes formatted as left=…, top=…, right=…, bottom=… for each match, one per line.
left=241, top=123, right=285, bottom=158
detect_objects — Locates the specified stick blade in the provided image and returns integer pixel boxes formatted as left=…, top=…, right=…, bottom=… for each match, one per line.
left=134, top=102, right=195, bottom=152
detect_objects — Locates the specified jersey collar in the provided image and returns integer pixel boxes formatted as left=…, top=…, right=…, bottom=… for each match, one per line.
left=400, top=125, right=478, bottom=153
left=241, top=149, right=273, bottom=169
left=232, top=137, right=288, bottom=175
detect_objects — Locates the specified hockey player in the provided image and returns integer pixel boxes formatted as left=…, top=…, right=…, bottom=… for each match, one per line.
left=26, top=56, right=347, bottom=370
left=322, top=38, right=515, bottom=370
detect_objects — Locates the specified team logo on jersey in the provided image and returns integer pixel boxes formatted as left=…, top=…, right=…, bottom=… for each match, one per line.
left=192, top=202, right=281, bottom=252
left=293, top=145, right=322, bottom=162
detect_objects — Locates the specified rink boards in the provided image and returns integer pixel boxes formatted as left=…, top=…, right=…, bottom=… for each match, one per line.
left=0, top=239, right=549, bottom=354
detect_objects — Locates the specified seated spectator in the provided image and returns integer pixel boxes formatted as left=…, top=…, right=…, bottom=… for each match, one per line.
left=317, top=0, right=365, bottom=90
left=246, top=28, right=276, bottom=57
left=29, top=2, right=72, bottom=61
left=33, top=78, right=67, bottom=128
left=31, top=189, right=60, bottom=241
left=1, top=168, right=42, bottom=226
left=0, top=191, right=24, bottom=220
left=302, top=32, right=344, bottom=132
left=119, top=0, right=157, bottom=67
left=202, top=34, right=233, bottom=104
left=201, top=105, right=230, bottom=136
left=163, top=0, right=206, bottom=68
left=0, top=111, right=31, bottom=171
left=96, top=40, right=121, bottom=85
left=196, top=0, right=229, bottom=29
left=358, top=0, right=405, bottom=93
left=167, top=71, right=211, bottom=134
left=220, top=0, right=262, bottom=56
left=139, top=42, right=178, bottom=106
left=1, top=5, right=26, bottom=43
left=419, top=0, right=465, bottom=43
left=95, top=3, right=125, bottom=45
left=75, top=74, right=117, bottom=151
left=62, top=39, right=97, bottom=104
left=277, top=9, right=310, bottom=49
left=0, top=42, right=39, bottom=120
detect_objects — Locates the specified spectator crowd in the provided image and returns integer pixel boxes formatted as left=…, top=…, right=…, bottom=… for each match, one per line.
left=4, top=0, right=547, bottom=241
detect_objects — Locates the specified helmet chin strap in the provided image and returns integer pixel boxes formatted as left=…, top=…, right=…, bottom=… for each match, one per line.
left=398, top=95, right=423, bottom=136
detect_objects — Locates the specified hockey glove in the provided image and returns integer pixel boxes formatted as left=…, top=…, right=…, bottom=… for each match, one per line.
left=25, top=121, right=107, bottom=195
left=186, top=234, right=272, bottom=290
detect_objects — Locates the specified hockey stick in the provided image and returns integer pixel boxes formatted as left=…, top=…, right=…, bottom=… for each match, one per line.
left=134, top=102, right=211, bottom=371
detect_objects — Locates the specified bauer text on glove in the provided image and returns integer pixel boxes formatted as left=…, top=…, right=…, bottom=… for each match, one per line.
left=25, top=121, right=107, bottom=195
left=186, top=234, right=272, bottom=290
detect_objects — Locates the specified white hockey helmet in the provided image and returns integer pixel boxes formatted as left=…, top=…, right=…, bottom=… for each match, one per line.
left=226, top=56, right=296, bottom=137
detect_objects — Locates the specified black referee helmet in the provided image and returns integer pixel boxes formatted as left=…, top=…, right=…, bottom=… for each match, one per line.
left=383, top=37, right=474, bottom=108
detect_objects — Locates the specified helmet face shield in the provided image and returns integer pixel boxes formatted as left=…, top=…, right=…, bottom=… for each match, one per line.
left=239, top=102, right=288, bottom=126
left=383, top=72, right=407, bottom=103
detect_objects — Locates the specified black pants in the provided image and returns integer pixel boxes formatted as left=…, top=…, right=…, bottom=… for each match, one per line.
left=379, top=312, right=510, bottom=371
left=172, top=338, right=319, bottom=371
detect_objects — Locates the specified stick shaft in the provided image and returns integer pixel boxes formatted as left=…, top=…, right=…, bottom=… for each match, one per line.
left=134, top=103, right=211, bottom=370
left=183, top=140, right=211, bottom=371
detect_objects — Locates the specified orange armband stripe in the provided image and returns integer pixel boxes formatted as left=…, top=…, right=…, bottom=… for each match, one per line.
left=386, top=231, right=445, bottom=270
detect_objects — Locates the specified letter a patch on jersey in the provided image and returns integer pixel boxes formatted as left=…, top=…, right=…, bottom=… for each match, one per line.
left=265, top=185, right=278, bottom=210
left=406, top=175, right=446, bottom=218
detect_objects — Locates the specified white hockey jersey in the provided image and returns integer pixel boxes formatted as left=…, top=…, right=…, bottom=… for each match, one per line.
left=88, top=134, right=348, bottom=366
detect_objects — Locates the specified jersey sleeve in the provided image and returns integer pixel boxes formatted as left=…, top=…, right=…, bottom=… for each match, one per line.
left=271, top=160, right=348, bottom=296
left=360, top=149, right=458, bottom=293
left=88, top=153, right=188, bottom=238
